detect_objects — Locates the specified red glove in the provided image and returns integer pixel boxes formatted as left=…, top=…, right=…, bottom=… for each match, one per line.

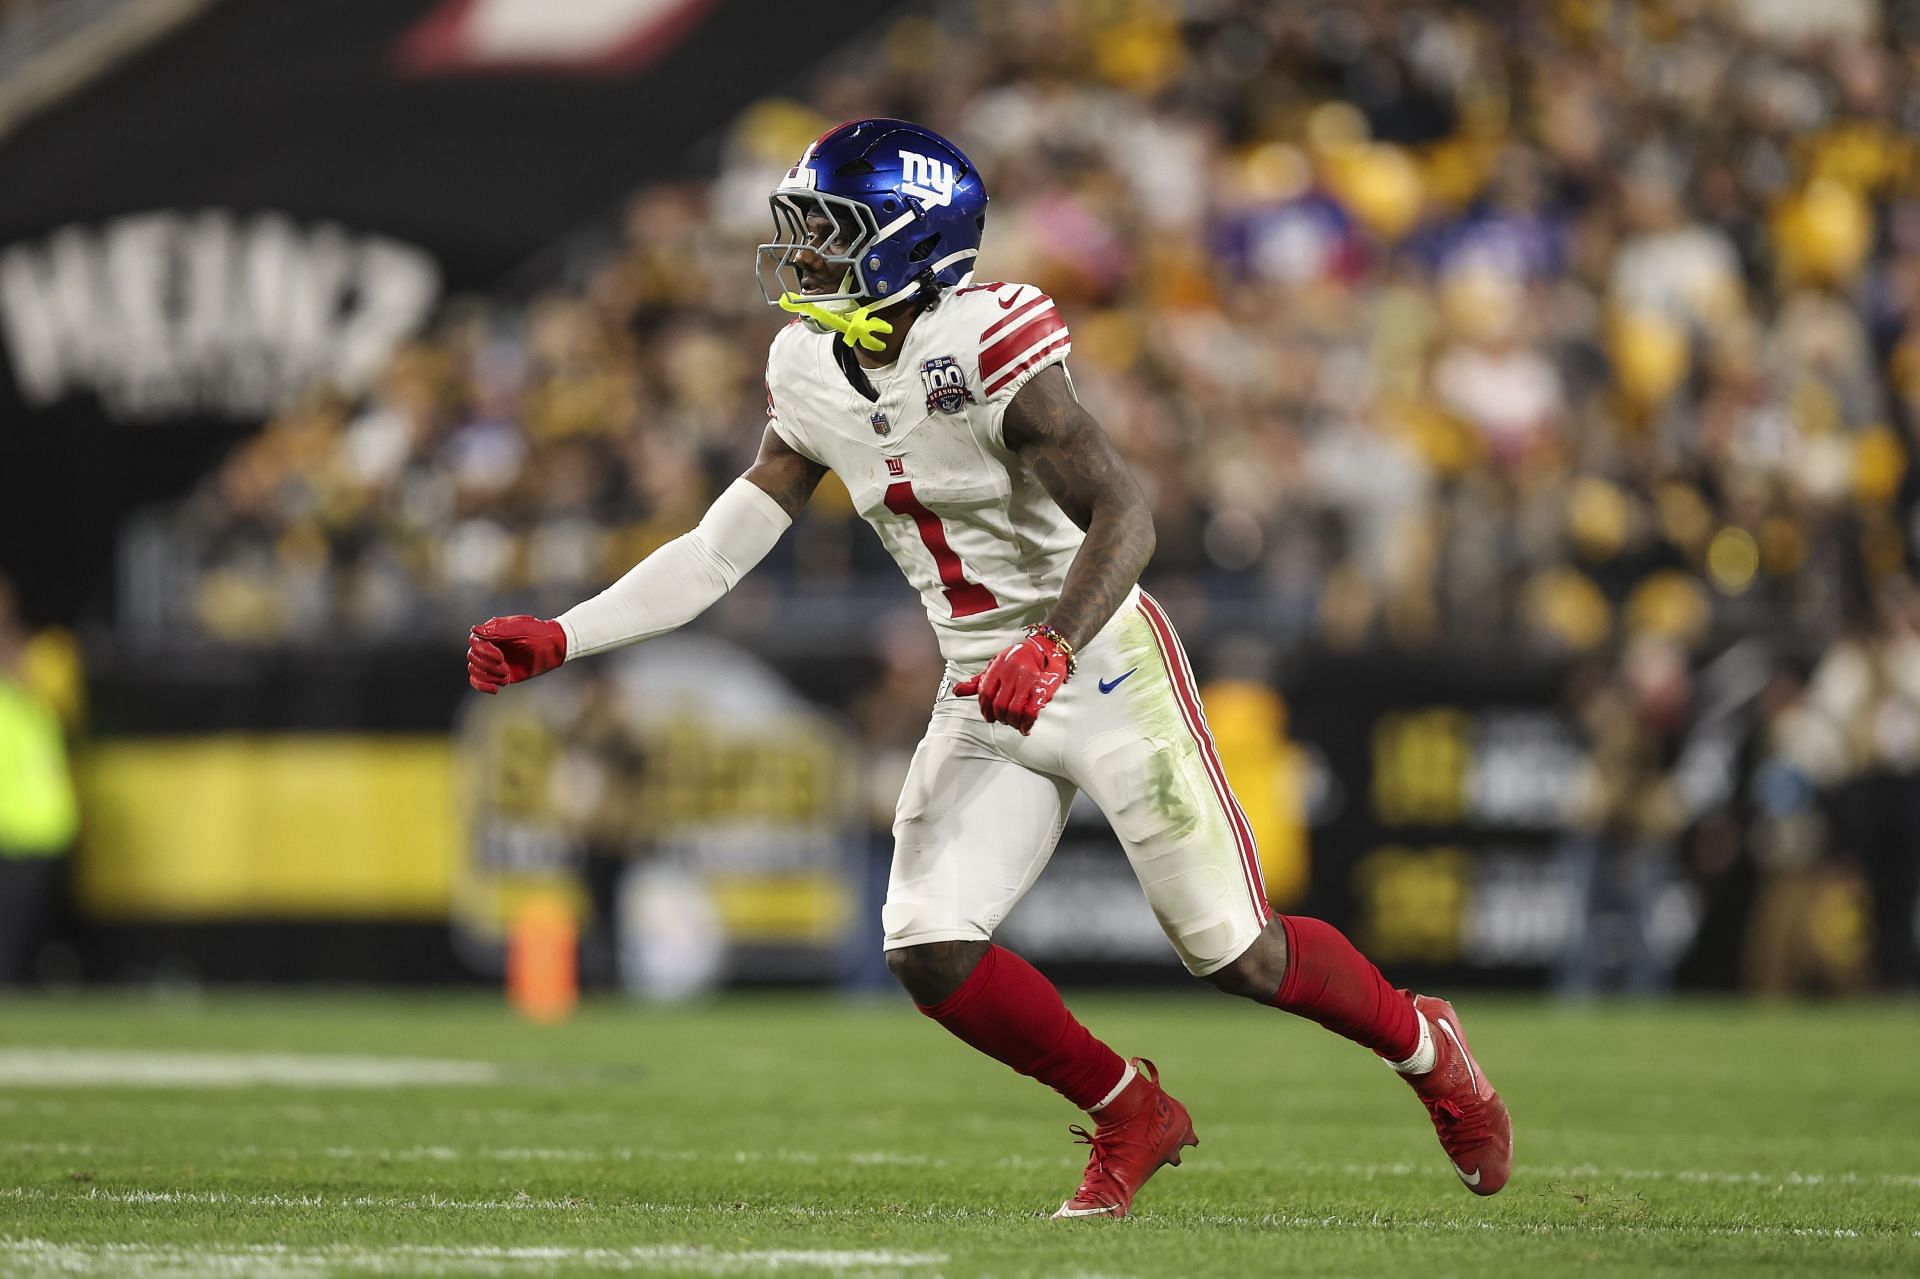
left=467, top=616, right=567, bottom=694
left=953, top=627, right=1073, bottom=735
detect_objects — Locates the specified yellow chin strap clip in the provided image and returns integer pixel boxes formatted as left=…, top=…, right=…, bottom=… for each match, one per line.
left=778, top=292, right=894, bottom=352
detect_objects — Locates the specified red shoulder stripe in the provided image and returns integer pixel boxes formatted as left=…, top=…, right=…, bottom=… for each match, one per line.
left=979, top=292, right=1049, bottom=345
left=980, top=309, right=1065, bottom=380
left=984, top=333, right=1071, bottom=395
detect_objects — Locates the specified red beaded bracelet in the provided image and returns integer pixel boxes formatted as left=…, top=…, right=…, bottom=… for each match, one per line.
left=1025, top=623, right=1078, bottom=676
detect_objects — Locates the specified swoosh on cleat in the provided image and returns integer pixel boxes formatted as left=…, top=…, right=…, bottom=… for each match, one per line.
left=1456, top=1164, right=1482, bottom=1187
left=1437, top=1018, right=1476, bottom=1092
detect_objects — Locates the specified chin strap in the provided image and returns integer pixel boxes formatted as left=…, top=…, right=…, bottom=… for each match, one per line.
left=778, top=292, right=896, bottom=352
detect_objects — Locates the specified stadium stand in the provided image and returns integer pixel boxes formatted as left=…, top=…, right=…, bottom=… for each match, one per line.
left=120, top=0, right=1920, bottom=991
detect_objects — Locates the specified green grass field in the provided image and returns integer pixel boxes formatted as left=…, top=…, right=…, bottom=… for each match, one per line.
left=0, top=992, right=1915, bottom=1278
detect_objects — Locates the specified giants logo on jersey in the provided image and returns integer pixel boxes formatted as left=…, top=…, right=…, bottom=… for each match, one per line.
left=920, top=354, right=975, bottom=415
left=899, top=151, right=956, bottom=208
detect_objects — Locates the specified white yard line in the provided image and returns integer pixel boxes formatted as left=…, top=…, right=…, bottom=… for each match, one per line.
left=0, top=1141, right=937, bottom=1169
left=0, top=1188, right=587, bottom=1212
left=0, top=1049, right=502, bottom=1089
left=0, top=1096, right=627, bottom=1129
left=0, top=1239, right=949, bottom=1277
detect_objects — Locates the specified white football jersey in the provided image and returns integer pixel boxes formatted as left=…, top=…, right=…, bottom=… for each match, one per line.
left=765, top=282, right=1085, bottom=667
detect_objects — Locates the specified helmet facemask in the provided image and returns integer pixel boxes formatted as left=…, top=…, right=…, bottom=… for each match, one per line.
left=756, top=120, right=987, bottom=349
left=757, top=190, right=886, bottom=321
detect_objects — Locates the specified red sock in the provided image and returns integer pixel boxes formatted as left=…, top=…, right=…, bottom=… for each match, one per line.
left=1270, top=915, right=1420, bottom=1061
left=915, top=944, right=1127, bottom=1112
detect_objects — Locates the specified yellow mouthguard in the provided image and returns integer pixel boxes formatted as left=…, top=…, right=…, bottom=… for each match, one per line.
left=778, top=292, right=895, bottom=352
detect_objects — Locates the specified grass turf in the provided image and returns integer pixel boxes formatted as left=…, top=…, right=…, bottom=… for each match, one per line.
left=0, top=992, right=1915, bottom=1277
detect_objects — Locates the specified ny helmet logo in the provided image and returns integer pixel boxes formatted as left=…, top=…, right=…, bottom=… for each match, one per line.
left=899, top=150, right=956, bottom=208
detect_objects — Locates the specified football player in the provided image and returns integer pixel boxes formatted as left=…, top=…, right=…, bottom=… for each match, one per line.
left=468, top=119, right=1511, bottom=1218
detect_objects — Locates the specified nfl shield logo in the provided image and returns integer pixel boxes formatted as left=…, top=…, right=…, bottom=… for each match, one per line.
left=870, top=410, right=891, bottom=437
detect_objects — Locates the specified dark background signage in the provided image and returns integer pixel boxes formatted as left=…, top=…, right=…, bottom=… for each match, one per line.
left=0, top=0, right=903, bottom=625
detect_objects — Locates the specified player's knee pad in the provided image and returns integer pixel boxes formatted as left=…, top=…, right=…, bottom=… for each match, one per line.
left=879, top=892, right=992, bottom=950
left=1163, top=901, right=1263, bottom=977
left=880, top=830, right=995, bottom=949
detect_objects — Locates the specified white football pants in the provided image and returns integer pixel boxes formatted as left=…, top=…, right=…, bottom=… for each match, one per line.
left=883, top=588, right=1273, bottom=976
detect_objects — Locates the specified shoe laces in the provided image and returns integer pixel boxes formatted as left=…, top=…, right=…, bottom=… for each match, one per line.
left=1068, top=1109, right=1158, bottom=1174
left=1066, top=1123, right=1120, bottom=1196
left=1066, top=1060, right=1165, bottom=1190
left=1424, top=1094, right=1498, bottom=1150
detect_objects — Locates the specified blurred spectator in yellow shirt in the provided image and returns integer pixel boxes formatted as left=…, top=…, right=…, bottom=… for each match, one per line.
left=0, top=574, right=81, bottom=985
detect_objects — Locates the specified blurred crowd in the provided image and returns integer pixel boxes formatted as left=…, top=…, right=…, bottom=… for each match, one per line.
left=150, top=0, right=1920, bottom=989
left=173, top=0, right=1919, bottom=654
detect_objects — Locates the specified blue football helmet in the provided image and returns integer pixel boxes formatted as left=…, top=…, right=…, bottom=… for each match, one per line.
left=757, top=119, right=988, bottom=332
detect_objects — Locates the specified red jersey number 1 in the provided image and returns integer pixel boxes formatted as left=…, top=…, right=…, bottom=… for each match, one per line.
left=884, top=480, right=999, bottom=618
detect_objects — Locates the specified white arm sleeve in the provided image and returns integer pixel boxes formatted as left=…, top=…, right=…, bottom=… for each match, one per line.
left=556, top=477, right=792, bottom=660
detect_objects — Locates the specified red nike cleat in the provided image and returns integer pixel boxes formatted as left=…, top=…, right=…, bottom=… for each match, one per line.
left=1402, top=995, right=1512, bottom=1195
left=1052, top=1059, right=1199, bottom=1220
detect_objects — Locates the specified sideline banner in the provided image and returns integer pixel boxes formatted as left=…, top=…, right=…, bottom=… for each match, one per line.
left=0, top=0, right=907, bottom=625
left=73, top=641, right=1602, bottom=988
left=78, top=734, right=457, bottom=920
left=1286, top=654, right=1584, bottom=988
left=452, top=636, right=862, bottom=992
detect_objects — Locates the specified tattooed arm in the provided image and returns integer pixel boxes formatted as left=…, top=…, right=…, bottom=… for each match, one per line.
left=745, top=423, right=829, bottom=517
left=1002, top=365, right=1156, bottom=650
